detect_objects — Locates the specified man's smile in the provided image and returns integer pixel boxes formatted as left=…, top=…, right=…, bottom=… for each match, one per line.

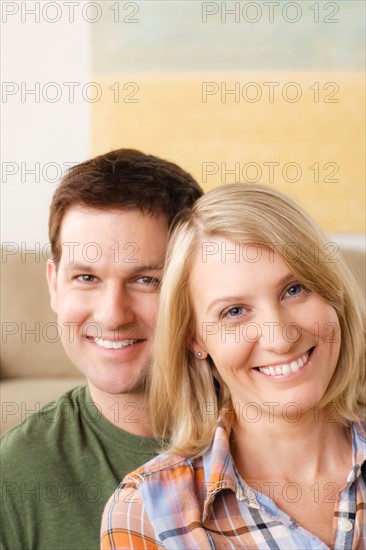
left=93, top=337, right=145, bottom=350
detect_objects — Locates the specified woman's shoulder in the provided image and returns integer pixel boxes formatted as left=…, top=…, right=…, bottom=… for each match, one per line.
left=102, top=451, right=206, bottom=549
left=121, top=449, right=195, bottom=488
left=102, top=451, right=202, bottom=528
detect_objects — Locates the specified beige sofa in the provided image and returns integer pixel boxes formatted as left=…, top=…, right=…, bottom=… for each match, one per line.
left=1, top=249, right=85, bottom=434
left=1, top=246, right=365, bottom=434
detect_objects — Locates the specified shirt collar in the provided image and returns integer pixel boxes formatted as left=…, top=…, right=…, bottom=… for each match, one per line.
left=201, top=412, right=259, bottom=523
left=346, top=422, right=366, bottom=485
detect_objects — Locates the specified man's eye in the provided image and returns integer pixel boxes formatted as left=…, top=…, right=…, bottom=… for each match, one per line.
left=136, top=276, right=160, bottom=286
left=75, top=274, right=97, bottom=283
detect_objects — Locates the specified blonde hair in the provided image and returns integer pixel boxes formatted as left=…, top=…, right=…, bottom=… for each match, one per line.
left=150, top=183, right=365, bottom=457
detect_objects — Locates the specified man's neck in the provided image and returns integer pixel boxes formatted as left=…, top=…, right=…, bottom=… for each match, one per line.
left=87, top=382, right=154, bottom=437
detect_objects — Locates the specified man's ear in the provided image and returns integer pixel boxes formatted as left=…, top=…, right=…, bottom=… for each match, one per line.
left=46, top=260, right=59, bottom=313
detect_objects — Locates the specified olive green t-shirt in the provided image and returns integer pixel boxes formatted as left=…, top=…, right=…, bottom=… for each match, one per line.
left=0, top=385, right=159, bottom=550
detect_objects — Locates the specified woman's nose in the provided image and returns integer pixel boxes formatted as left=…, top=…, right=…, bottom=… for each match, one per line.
left=258, top=308, right=300, bottom=354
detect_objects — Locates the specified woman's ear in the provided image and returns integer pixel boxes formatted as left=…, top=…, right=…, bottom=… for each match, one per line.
left=186, top=336, right=208, bottom=360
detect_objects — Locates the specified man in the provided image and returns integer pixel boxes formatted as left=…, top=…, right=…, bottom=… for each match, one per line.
left=0, top=149, right=203, bottom=550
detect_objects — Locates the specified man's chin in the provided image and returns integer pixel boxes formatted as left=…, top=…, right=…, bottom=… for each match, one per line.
left=87, top=372, right=149, bottom=398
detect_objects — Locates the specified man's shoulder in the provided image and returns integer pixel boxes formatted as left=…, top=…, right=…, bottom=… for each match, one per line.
left=0, top=385, right=87, bottom=461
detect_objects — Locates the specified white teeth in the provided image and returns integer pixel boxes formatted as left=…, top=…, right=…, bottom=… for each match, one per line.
left=258, top=351, right=310, bottom=377
left=290, top=360, right=300, bottom=373
left=282, top=364, right=291, bottom=375
left=94, top=338, right=139, bottom=350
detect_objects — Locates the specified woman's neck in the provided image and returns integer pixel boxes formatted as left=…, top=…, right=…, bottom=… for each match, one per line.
left=230, top=406, right=352, bottom=483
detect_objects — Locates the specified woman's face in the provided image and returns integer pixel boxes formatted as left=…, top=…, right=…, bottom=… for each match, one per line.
left=189, top=240, right=341, bottom=420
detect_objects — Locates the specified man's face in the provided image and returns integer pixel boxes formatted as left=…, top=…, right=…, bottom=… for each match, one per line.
left=47, top=207, right=169, bottom=397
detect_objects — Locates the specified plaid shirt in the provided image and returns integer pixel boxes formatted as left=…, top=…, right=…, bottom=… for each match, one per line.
left=101, top=421, right=366, bottom=549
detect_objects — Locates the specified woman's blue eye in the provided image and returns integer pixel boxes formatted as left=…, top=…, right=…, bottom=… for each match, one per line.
left=285, top=283, right=306, bottom=297
left=225, top=306, right=245, bottom=318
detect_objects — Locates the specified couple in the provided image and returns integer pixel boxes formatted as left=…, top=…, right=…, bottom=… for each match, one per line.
left=2, top=149, right=364, bottom=550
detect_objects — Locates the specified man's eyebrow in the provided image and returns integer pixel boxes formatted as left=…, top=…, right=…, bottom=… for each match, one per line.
left=62, top=263, right=164, bottom=273
left=62, top=263, right=98, bottom=273
left=129, top=264, right=164, bottom=273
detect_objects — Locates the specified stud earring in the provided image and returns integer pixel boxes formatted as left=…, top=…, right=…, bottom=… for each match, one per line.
left=196, top=351, right=202, bottom=358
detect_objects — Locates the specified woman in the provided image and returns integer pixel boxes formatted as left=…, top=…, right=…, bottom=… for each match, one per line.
left=101, top=184, right=365, bottom=549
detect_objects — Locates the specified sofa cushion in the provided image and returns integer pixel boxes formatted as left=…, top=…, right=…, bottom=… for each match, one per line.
left=340, top=248, right=365, bottom=294
left=0, top=378, right=86, bottom=434
left=1, top=249, right=79, bottom=379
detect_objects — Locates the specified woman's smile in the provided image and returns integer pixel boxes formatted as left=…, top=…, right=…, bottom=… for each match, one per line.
left=190, top=243, right=341, bottom=416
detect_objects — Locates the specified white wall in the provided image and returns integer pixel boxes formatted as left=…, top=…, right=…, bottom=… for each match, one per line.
left=1, top=2, right=90, bottom=246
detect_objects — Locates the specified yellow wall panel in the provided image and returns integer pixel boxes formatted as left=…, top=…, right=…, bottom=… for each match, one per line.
left=92, top=72, right=365, bottom=233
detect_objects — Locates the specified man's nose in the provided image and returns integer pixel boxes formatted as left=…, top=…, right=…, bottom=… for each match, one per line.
left=93, top=284, right=136, bottom=334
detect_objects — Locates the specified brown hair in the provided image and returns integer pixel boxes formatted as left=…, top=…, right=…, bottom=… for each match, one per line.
left=49, top=148, right=203, bottom=261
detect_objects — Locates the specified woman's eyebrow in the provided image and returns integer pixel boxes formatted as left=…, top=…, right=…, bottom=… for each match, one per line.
left=205, top=272, right=297, bottom=314
left=207, top=295, right=245, bottom=314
